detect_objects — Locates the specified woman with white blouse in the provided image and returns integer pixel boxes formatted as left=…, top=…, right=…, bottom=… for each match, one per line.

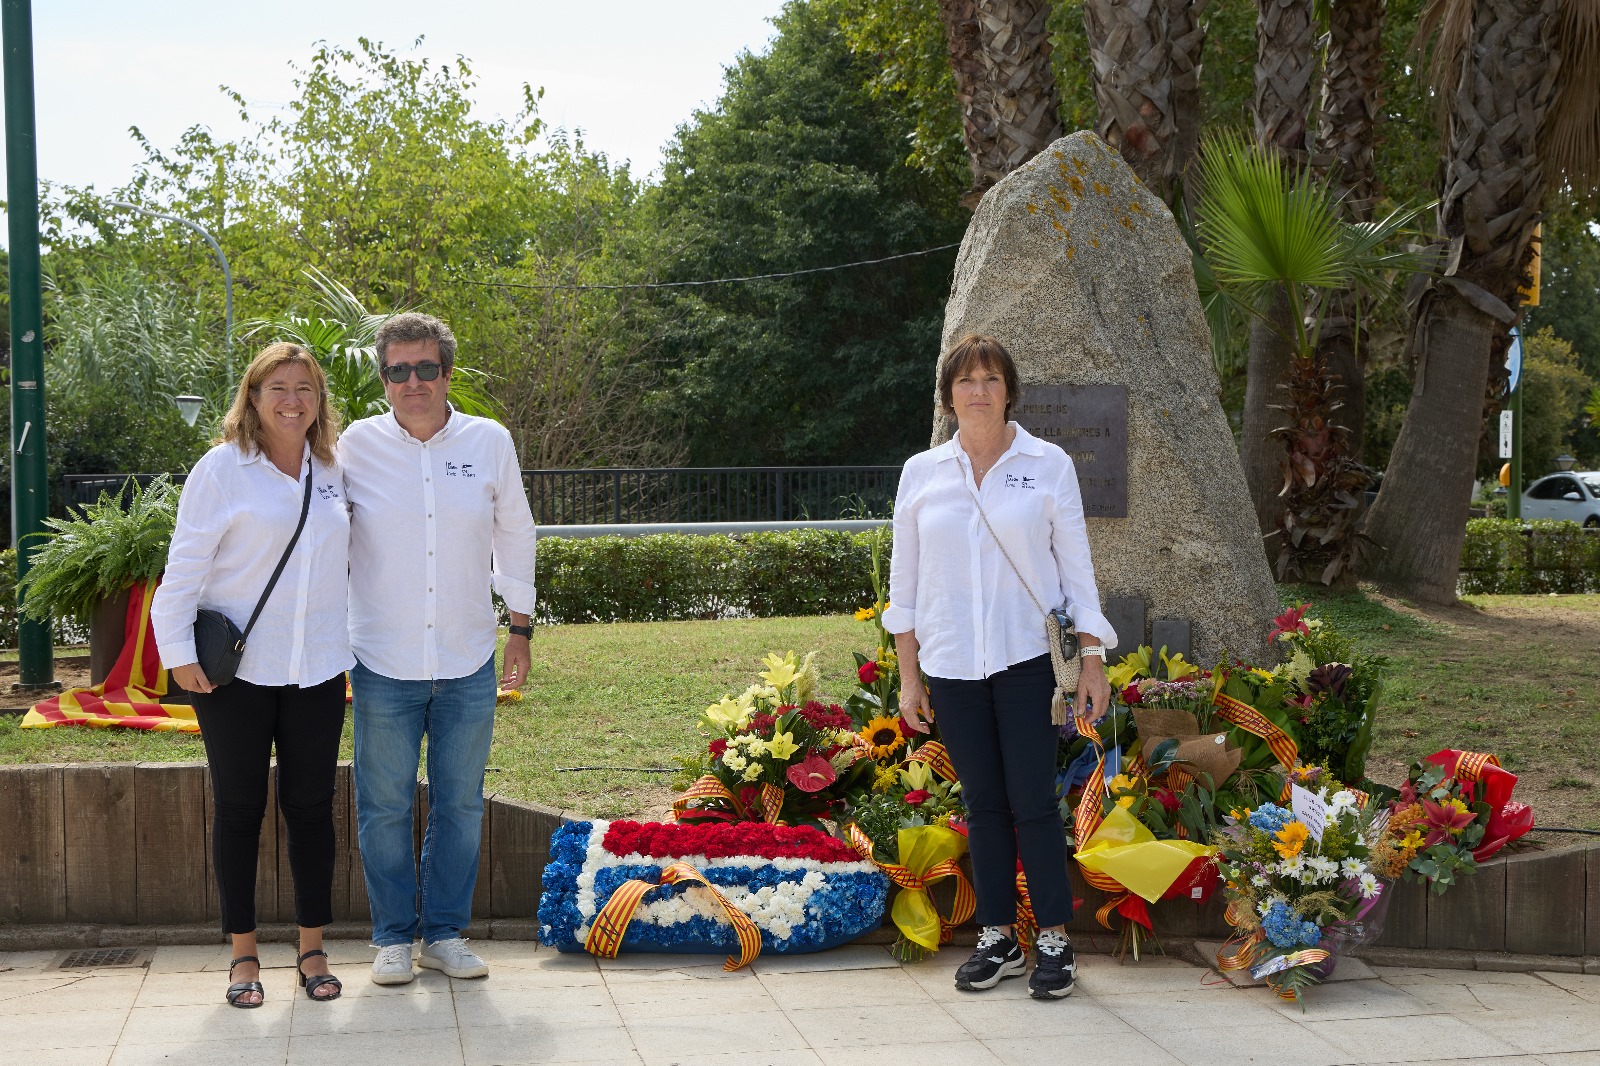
left=882, top=333, right=1116, bottom=1000
left=152, top=343, right=354, bottom=1007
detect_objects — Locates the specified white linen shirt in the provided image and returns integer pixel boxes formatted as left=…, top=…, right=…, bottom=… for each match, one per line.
left=340, top=407, right=537, bottom=681
left=881, top=423, right=1117, bottom=680
left=152, top=441, right=354, bottom=687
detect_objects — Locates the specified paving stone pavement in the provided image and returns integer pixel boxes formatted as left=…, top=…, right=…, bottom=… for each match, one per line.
left=1, top=940, right=1596, bottom=1066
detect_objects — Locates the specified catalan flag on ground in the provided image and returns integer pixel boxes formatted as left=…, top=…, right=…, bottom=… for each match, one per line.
left=22, top=580, right=198, bottom=732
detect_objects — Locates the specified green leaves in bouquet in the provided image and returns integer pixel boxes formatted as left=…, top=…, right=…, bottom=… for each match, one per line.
left=19, top=476, right=179, bottom=625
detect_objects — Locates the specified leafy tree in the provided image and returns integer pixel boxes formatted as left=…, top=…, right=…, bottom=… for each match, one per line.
left=1526, top=204, right=1600, bottom=383
left=1510, top=328, right=1598, bottom=480
left=650, top=0, right=969, bottom=465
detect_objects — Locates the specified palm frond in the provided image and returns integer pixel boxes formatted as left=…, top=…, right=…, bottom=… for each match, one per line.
left=1415, top=0, right=1476, bottom=129
left=1544, top=0, right=1600, bottom=200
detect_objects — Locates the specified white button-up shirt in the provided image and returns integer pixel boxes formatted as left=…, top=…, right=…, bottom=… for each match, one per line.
left=152, top=441, right=354, bottom=687
left=340, top=407, right=537, bottom=681
left=881, top=423, right=1117, bottom=680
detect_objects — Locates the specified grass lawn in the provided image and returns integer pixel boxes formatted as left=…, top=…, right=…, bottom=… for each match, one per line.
left=3, top=590, right=1596, bottom=829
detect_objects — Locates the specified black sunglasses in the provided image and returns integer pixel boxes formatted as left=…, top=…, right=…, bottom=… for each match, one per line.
left=381, top=361, right=444, bottom=384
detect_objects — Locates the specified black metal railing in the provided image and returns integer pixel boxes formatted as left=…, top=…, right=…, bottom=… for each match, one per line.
left=64, top=467, right=902, bottom=524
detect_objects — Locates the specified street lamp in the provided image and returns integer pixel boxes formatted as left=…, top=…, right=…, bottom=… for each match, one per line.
left=1554, top=454, right=1577, bottom=472
left=174, top=394, right=204, bottom=426
left=109, top=201, right=234, bottom=393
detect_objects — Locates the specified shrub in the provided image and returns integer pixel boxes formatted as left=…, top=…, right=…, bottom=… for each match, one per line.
left=535, top=528, right=885, bottom=623
left=1459, top=519, right=1600, bottom=594
left=0, top=547, right=16, bottom=647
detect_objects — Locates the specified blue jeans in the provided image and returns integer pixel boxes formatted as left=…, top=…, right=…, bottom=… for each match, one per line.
left=352, top=654, right=497, bottom=946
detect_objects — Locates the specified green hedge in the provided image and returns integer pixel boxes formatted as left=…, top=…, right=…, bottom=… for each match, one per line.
left=535, top=529, right=885, bottom=623
left=0, top=548, right=15, bottom=647
left=1460, top=519, right=1600, bottom=594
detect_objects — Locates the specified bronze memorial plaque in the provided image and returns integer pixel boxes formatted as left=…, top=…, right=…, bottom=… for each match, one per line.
left=1015, top=385, right=1129, bottom=518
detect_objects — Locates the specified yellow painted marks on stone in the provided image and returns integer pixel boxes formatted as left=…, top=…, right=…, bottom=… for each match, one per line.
left=1092, top=180, right=1111, bottom=196
left=1026, top=202, right=1038, bottom=214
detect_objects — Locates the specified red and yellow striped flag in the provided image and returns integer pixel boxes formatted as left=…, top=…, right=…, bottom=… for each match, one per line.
left=21, top=580, right=198, bottom=732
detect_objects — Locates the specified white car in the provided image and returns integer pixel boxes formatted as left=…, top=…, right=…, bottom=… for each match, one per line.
left=1521, top=471, right=1600, bottom=527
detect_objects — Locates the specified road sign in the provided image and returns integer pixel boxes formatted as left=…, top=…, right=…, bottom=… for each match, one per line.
left=1499, top=410, right=1514, bottom=459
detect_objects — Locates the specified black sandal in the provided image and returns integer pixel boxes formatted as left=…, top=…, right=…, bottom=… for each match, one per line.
left=226, top=955, right=265, bottom=1008
left=297, top=948, right=342, bottom=1001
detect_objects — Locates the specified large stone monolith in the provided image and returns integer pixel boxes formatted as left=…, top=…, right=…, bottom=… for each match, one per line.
left=934, top=131, right=1277, bottom=664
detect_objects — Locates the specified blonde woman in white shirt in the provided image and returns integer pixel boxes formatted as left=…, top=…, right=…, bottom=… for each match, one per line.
left=882, top=333, right=1115, bottom=1000
left=153, top=343, right=353, bottom=1008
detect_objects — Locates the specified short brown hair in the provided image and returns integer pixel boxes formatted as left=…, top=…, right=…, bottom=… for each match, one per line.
left=938, top=333, right=1021, bottom=419
left=220, top=342, right=341, bottom=465
left=375, top=312, right=457, bottom=369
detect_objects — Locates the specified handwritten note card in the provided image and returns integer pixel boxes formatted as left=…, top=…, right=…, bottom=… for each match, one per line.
left=1290, top=784, right=1328, bottom=845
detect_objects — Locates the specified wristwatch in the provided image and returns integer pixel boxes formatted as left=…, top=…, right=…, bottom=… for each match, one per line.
left=507, top=623, right=533, bottom=638
left=1080, top=645, right=1107, bottom=660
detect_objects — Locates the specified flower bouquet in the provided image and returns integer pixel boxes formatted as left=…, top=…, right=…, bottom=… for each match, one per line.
left=677, top=651, right=876, bottom=827
left=1212, top=788, right=1387, bottom=1003
left=1262, top=603, right=1387, bottom=784
left=1369, top=751, right=1533, bottom=893
left=538, top=819, right=889, bottom=969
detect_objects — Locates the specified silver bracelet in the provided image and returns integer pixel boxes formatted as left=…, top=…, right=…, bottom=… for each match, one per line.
left=1079, top=645, right=1107, bottom=660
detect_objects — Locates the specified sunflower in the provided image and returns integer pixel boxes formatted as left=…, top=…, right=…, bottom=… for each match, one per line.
left=861, top=716, right=906, bottom=759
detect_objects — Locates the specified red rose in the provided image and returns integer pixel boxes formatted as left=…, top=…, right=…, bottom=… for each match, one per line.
left=1153, top=788, right=1180, bottom=812
left=1121, top=683, right=1142, bottom=706
left=708, top=739, right=728, bottom=758
left=897, top=717, right=915, bottom=738
left=904, top=789, right=930, bottom=806
left=858, top=661, right=880, bottom=685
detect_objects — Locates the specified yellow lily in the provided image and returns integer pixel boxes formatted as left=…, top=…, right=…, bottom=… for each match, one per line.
left=1161, top=649, right=1200, bottom=681
left=703, top=697, right=749, bottom=732
left=765, top=731, right=799, bottom=760
left=1106, top=645, right=1153, bottom=690
left=761, top=651, right=801, bottom=693
left=899, top=760, right=933, bottom=792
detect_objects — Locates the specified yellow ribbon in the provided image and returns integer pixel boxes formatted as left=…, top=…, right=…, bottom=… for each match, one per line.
left=583, top=860, right=763, bottom=971
left=847, top=822, right=975, bottom=950
left=671, top=776, right=787, bottom=825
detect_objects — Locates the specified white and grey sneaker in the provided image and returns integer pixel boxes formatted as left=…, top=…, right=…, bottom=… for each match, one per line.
left=1029, top=929, right=1076, bottom=999
left=954, top=925, right=1026, bottom=991
left=420, top=937, right=489, bottom=979
left=370, top=943, right=416, bottom=985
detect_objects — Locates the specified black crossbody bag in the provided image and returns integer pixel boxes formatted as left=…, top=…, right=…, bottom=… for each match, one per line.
left=192, top=462, right=314, bottom=687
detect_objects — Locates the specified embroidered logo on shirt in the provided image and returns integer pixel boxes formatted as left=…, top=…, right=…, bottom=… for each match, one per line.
left=1005, top=474, right=1037, bottom=489
left=317, top=483, right=340, bottom=500
left=444, top=462, right=477, bottom=478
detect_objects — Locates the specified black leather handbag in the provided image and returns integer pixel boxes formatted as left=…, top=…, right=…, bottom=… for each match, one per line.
left=192, top=463, right=314, bottom=687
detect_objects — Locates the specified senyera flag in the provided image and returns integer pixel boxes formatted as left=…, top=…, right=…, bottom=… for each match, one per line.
left=21, top=579, right=198, bottom=732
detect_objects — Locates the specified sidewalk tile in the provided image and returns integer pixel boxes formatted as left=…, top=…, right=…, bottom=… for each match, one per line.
left=784, top=1004, right=966, bottom=1050
left=750, top=946, right=898, bottom=974
left=1300, top=1013, right=1519, bottom=1062
left=1534, top=972, right=1600, bottom=1003
left=109, top=1035, right=289, bottom=1065
left=0, top=1005, right=129, bottom=1051
left=759, top=967, right=936, bottom=1010
left=453, top=966, right=608, bottom=993
left=460, top=1019, right=638, bottom=1066
left=0, top=951, right=59, bottom=974
left=598, top=953, right=734, bottom=972
left=1540, top=1054, right=1600, bottom=1065
left=17, top=1048, right=114, bottom=1066
left=1373, top=967, right=1548, bottom=987
left=1399, top=981, right=1587, bottom=1014
left=611, top=980, right=779, bottom=1020
left=941, top=993, right=1133, bottom=1039
left=1096, top=987, right=1288, bottom=1028
left=1145, top=1019, right=1347, bottom=1066
left=816, top=1038, right=1003, bottom=1065
left=1266, top=979, right=1437, bottom=1020
left=287, top=985, right=463, bottom=1036
left=288, top=1025, right=464, bottom=1066
left=0, top=973, right=143, bottom=1016
left=1461, top=1008, right=1600, bottom=1055
left=601, top=965, right=755, bottom=988
left=1071, top=957, right=1230, bottom=996
left=628, top=1008, right=809, bottom=1065
left=452, top=985, right=620, bottom=1029
left=119, top=1001, right=292, bottom=1045
left=0, top=975, right=81, bottom=1003
left=679, top=1052, right=822, bottom=1066
left=984, top=1030, right=1182, bottom=1066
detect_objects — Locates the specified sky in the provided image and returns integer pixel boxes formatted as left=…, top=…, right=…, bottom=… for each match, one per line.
left=2, top=1, right=789, bottom=237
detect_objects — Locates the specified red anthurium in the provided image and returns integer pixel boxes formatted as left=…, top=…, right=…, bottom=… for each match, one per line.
left=786, top=752, right=837, bottom=793
left=903, top=789, right=930, bottom=806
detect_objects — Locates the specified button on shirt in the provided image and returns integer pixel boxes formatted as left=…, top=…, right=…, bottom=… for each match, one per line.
left=152, top=441, right=354, bottom=688
left=881, top=424, right=1117, bottom=680
left=340, top=408, right=537, bottom=681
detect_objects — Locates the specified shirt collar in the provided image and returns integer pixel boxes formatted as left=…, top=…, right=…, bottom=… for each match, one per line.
left=387, top=403, right=457, bottom=445
left=236, top=439, right=311, bottom=468
left=936, top=421, right=1044, bottom=463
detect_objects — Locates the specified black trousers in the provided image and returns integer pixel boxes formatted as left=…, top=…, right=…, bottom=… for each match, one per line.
left=926, top=654, right=1074, bottom=928
left=191, top=673, right=347, bottom=934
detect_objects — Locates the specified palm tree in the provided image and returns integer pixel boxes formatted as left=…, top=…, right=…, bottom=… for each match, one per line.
left=936, top=0, right=1065, bottom=206
left=1361, top=0, right=1599, bottom=603
left=1082, top=0, right=1211, bottom=202
left=1197, top=132, right=1429, bottom=584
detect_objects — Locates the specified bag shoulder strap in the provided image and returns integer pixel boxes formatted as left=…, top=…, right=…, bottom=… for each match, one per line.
left=963, top=468, right=1048, bottom=622
left=240, top=459, right=315, bottom=642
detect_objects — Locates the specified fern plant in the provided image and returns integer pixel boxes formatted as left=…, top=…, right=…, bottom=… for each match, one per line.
left=18, top=477, right=180, bottom=625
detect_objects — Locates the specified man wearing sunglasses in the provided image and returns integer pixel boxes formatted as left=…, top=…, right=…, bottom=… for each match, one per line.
left=339, top=312, right=537, bottom=986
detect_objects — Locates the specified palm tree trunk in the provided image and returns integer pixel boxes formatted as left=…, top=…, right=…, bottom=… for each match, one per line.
left=1254, top=0, right=1319, bottom=160
left=937, top=0, right=1065, bottom=206
left=1241, top=290, right=1298, bottom=539
left=1361, top=0, right=1561, bottom=603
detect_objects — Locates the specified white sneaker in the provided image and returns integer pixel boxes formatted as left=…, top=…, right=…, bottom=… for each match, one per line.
left=419, top=937, right=488, bottom=979
left=370, top=943, right=416, bottom=985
